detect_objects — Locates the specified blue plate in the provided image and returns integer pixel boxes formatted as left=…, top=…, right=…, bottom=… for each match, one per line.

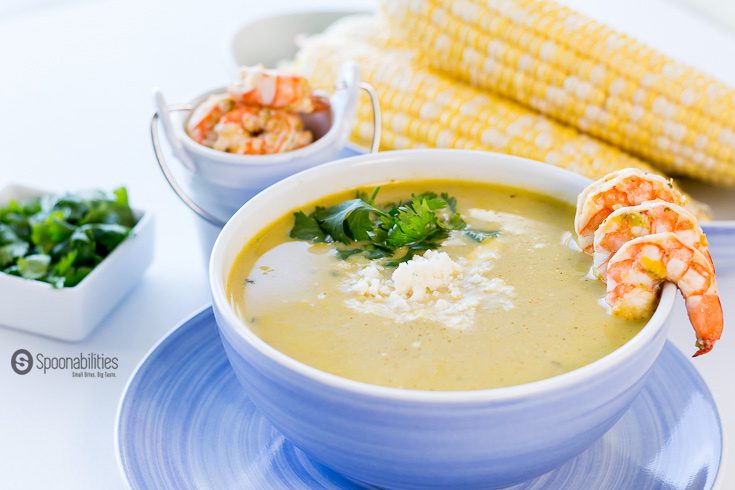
left=116, top=307, right=722, bottom=489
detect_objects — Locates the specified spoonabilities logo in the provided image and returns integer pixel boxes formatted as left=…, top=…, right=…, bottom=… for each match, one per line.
left=9, top=350, right=118, bottom=379
left=11, top=349, right=33, bottom=375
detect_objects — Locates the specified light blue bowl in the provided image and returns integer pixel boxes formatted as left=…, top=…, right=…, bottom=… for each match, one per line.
left=210, top=150, right=677, bottom=489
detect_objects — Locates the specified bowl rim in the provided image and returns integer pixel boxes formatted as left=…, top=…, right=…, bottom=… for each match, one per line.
left=210, top=149, right=677, bottom=403
left=176, top=86, right=344, bottom=167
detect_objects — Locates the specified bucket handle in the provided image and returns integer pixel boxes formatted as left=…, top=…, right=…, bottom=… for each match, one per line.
left=356, top=82, right=381, bottom=154
left=150, top=83, right=382, bottom=228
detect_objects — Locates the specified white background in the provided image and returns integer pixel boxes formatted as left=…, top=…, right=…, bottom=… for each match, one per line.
left=0, top=0, right=733, bottom=488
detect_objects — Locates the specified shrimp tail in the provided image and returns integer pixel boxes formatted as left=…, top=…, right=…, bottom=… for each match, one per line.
left=687, top=294, right=723, bottom=357
left=605, top=232, right=723, bottom=357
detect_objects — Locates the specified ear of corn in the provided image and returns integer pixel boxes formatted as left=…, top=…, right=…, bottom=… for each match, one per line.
left=291, top=16, right=709, bottom=217
left=295, top=17, right=655, bottom=176
left=379, top=0, right=735, bottom=186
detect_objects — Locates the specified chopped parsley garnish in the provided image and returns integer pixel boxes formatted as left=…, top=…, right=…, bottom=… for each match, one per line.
left=463, top=229, right=502, bottom=242
left=0, top=188, right=136, bottom=287
left=289, top=188, right=499, bottom=265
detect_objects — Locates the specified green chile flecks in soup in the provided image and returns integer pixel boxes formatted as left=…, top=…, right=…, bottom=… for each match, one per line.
left=227, top=181, right=647, bottom=390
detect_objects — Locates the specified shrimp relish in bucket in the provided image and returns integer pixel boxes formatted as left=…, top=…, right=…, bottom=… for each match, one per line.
left=186, top=65, right=330, bottom=155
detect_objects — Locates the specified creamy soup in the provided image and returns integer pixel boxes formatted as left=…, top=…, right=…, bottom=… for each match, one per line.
left=227, top=181, right=647, bottom=391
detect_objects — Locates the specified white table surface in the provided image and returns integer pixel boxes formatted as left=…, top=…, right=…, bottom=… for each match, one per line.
left=0, top=0, right=732, bottom=488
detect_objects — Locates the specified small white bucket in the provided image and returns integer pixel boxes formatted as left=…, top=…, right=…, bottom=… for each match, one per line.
left=150, top=62, right=380, bottom=228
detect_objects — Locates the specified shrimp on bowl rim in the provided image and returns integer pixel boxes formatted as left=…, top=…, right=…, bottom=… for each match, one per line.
left=592, top=200, right=711, bottom=280
left=606, top=232, right=722, bottom=357
left=575, top=169, right=686, bottom=253
left=575, top=167, right=723, bottom=357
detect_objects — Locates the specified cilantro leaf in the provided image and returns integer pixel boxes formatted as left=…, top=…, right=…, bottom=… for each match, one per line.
left=364, top=245, right=393, bottom=259
left=53, top=250, right=78, bottom=276
left=463, top=229, right=501, bottom=242
left=17, top=254, right=51, bottom=280
left=290, top=211, right=327, bottom=242
left=345, top=208, right=375, bottom=242
left=31, top=211, right=76, bottom=253
left=0, top=242, right=28, bottom=267
left=335, top=248, right=363, bottom=260
left=77, top=189, right=136, bottom=227
left=74, top=224, right=130, bottom=253
left=442, top=212, right=466, bottom=231
left=315, top=199, right=384, bottom=243
left=441, top=192, right=458, bottom=213
left=113, top=186, right=129, bottom=207
left=385, top=198, right=445, bottom=249
left=0, top=223, right=20, bottom=245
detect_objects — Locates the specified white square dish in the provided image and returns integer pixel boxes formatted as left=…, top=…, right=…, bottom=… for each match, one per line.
left=0, top=183, right=154, bottom=341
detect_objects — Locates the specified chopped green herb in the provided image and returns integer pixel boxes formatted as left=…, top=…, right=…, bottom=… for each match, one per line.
left=17, top=254, right=51, bottom=280
left=440, top=192, right=458, bottom=213
left=0, top=242, right=29, bottom=267
left=289, top=211, right=327, bottom=242
left=384, top=198, right=445, bottom=248
left=31, top=211, right=76, bottom=253
left=335, top=248, right=363, bottom=260
left=314, top=199, right=384, bottom=243
left=289, top=188, right=498, bottom=266
left=53, top=250, right=78, bottom=276
left=363, top=245, right=393, bottom=260
left=463, top=229, right=501, bottom=242
left=0, top=187, right=136, bottom=287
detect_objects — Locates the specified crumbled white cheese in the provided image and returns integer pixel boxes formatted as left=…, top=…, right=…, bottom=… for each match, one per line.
left=392, top=250, right=462, bottom=300
left=343, top=249, right=515, bottom=330
left=350, top=262, right=389, bottom=297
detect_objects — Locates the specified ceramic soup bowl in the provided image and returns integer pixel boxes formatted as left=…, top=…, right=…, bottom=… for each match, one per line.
left=209, top=149, right=676, bottom=490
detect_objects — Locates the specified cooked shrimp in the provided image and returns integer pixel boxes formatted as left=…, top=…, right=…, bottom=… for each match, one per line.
left=592, top=200, right=710, bottom=280
left=186, top=93, right=234, bottom=146
left=186, top=66, right=323, bottom=154
left=575, top=168, right=633, bottom=215
left=212, top=106, right=312, bottom=155
left=606, top=232, right=722, bottom=356
left=575, top=168, right=685, bottom=253
left=228, top=65, right=316, bottom=113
